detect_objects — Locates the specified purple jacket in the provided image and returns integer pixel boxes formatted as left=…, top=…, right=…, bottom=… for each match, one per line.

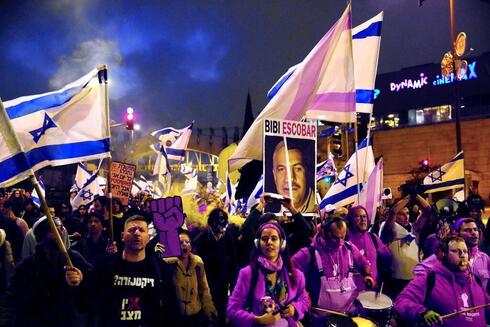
left=414, top=247, right=490, bottom=290
left=395, top=261, right=489, bottom=327
left=226, top=265, right=310, bottom=327
left=292, top=234, right=370, bottom=308
left=347, top=231, right=392, bottom=291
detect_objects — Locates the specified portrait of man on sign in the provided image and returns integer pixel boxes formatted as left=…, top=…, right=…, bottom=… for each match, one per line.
left=264, top=135, right=316, bottom=213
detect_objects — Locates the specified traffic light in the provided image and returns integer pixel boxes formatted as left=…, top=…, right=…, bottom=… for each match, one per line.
left=419, top=158, right=430, bottom=172
left=331, top=126, right=342, bottom=157
left=126, top=107, right=134, bottom=130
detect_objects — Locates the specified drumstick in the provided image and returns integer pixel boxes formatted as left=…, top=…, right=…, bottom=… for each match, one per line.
left=440, top=303, right=490, bottom=319
left=376, top=282, right=384, bottom=299
left=311, top=307, right=350, bottom=317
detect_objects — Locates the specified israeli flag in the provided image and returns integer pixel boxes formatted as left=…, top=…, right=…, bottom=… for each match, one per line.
left=151, top=122, right=193, bottom=162
left=70, top=163, right=103, bottom=210
left=352, top=12, right=383, bottom=114
left=0, top=100, right=33, bottom=187
left=31, top=179, right=46, bottom=208
left=320, top=138, right=375, bottom=209
left=3, top=67, right=111, bottom=179
left=245, top=175, right=264, bottom=213
left=266, top=12, right=383, bottom=115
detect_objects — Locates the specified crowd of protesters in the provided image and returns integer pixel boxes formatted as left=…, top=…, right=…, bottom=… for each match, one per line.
left=0, top=185, right=488, bottom=326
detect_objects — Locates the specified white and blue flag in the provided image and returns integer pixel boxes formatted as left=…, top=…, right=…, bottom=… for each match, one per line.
left=70, top=162, right=103, bottom=210
left=2, top=67, right=110, bottom=183
left=0, top=100, right=33, bottom=187
left=320, top=138, right=375, bottom=209
left=267, top=12, right=383, bottom=115
left=31, top=179, right=46, bottom=208
left=151, top=122, right=193, bottom=162
left=352, top=12, right=383, bottom=114
left=245, top=175, right=264, bottom=213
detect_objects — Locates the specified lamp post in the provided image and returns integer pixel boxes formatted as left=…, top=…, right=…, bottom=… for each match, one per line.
left=449, top=0, right=463, bottom=153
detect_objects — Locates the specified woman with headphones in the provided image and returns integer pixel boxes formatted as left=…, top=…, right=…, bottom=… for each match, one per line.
left=227, top=221, right=310, bottom=326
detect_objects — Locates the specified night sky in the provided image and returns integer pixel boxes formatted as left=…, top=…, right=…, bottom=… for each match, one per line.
left=0, top=1, right=488, bottom=132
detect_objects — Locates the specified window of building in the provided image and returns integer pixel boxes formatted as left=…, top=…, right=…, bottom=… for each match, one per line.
left=379, top=113, right=400, bottom=128
left=408, top=105, right=452, bottom=125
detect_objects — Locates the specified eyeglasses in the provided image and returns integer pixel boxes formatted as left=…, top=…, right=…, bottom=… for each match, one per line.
left=354, top=215, right=369, bottom=221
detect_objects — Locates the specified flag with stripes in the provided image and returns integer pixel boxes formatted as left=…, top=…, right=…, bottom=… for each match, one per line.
left=31, top=179, right=45, bottom=208
left=320, top=138, right=375, bottom=209
left=2, top=67, right=110, bottom=183
left=267, top=12, right=383, bottom=115
left=70, top=163, right=103, bottom=210
left=423, top=152, right=464, bottom=193
left=151, top=122, right=193, bottom=162
left=356, top=157, right=383, bottom=224
left=229, top=4, right=354, bottom=171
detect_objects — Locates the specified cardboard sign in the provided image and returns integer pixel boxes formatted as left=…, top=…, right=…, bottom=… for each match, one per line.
left=110, top=161, right=136, bottom=205
left=263, top=119, right=317, bottom=213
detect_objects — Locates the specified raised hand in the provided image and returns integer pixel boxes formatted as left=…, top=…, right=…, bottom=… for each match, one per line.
left=151, top=196, right=185, bottom=258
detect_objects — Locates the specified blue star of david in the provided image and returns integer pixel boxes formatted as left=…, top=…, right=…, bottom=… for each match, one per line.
left=429, top=168, right=445, bottom=183
left=29, top=113, right=57, bottom=143
left=81, top=189, right=93, bottom=201
left=334, top=164, right=354, bottom=187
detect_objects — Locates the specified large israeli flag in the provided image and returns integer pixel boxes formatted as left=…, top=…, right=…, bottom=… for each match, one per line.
left=320, top=138, right=375, bottom=209
left=151, top=122, right=193, bottom=162
left=230, top=4, right=354, bottom=171
left=0, top=100, right=34, bottom=187
left=3, top=67, right=111, bottom=178
left=267, top=12, right=383, bottom=115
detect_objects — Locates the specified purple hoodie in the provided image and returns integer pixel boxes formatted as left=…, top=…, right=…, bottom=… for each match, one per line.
left=414, top=247, right=490, bottom=290
left=226, top=264, right=310, bottom=327
left=292, top=233, right=370, bottom=312
left=347, top=230, right=392, bottom=291
left=395, top=261, right=489, bottom=327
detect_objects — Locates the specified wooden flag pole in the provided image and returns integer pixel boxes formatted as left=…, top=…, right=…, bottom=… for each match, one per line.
left=0, top=98, right=73, bottom=267
left=32, top=177, right=73, bottom=267
left=98, top=65, right=114, bottom=242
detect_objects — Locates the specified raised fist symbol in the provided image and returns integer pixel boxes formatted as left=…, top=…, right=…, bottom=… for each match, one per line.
left=151, top=196, right=185, bottom=258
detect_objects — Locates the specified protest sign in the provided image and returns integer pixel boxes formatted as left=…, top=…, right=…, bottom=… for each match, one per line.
left=110, top=161, right=136, bottom=205
left=263, top=119, right=317, bottom=213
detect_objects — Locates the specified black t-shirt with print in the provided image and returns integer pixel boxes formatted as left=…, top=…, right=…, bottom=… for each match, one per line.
left=88, top=254, right=164, bottom=327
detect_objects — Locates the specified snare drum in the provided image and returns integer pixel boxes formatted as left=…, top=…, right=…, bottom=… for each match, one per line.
left=357, top=291, right=393, bottom=327
left=352, top=316, right=378, bottom=327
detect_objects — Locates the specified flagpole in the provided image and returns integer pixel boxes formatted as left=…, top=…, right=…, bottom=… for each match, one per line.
left=353, top=121, right=360, bottom=203
left=0, top=99, right=73, bottom=267
left=99, top=65, right=114, bottom=242
left=283, top=136, right=294, bottom=204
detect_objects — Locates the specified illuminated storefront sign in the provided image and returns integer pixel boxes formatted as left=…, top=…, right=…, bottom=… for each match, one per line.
left=387, top=61, right=478, bottom=93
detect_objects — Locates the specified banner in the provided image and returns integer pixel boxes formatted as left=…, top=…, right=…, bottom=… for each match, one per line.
left=110, top=161, right=136, bottom=205
left=263, top=119, right=316, bottom=213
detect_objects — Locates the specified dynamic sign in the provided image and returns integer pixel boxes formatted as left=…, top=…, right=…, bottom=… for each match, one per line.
left=387, top=60, right=478, bottom=93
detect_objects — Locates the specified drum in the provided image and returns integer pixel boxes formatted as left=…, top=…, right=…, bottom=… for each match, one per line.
left=357, top=291, right=393, bottom=327
left=352, top=316, right=378, bottom=327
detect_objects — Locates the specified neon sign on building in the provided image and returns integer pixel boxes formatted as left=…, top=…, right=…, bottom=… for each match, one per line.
left=387, top=61, right=478, bottom=93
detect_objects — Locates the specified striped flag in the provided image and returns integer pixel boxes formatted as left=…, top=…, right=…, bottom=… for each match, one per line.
left=267, top=12, right=383, bottom=115
left=423, top=152, right=464, bottom=193
left=151, top=122, right=193, bottom=162
left=229, top=4, right=354, bottom=171
left=70, top=163, right=103, bottom=210
left=31, top=179, right=46, bottom=207
left=0, top=100, right=33, bottom=187
left=352, top=12, right=383, bottom=114
left=320, top=138, right=375, bottom=209
left=356, top=157, right=383, bottom=224
left=3, top=67, right=110, bottom=179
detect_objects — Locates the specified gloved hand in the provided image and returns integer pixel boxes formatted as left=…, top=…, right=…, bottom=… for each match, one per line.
left=423, top=310, right=442, bottom=325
